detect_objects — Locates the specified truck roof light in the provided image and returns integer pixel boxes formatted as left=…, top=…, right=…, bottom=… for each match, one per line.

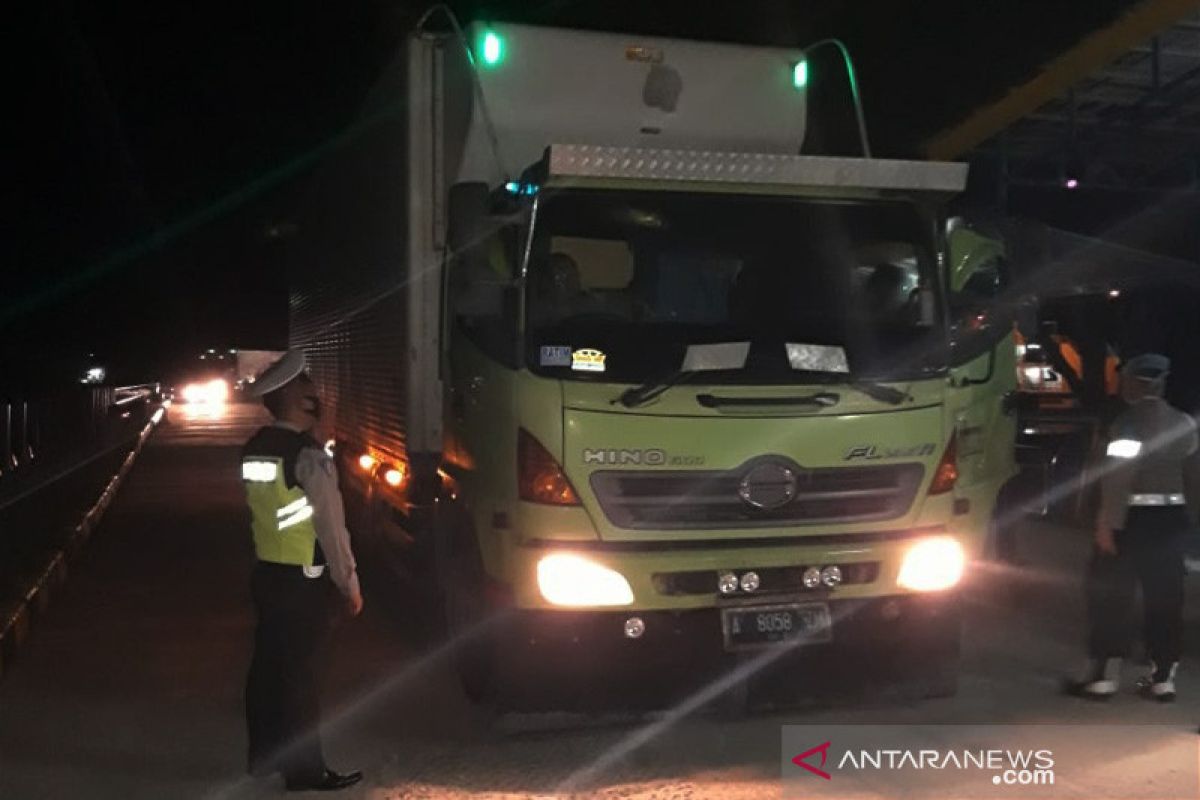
left=793, top=59, right=808, bottom=89
left=928, top=434, right=959, bottom=495
left=480, top=30, right=504, bottom=67
left=504, top=181, right=538, bottom=196
left=518, top=428, right=580, bottom=506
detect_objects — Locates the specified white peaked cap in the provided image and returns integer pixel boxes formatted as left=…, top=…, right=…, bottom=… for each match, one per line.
left=249, top=349, right=308, bottom=396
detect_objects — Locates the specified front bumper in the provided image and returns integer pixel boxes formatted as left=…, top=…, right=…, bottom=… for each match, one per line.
left=486, top=593, right=960, bottom=709
left=496, top=594, right=955, bottom=671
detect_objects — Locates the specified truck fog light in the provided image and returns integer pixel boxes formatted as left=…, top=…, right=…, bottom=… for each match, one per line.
left=718, top=571, right=740, bottom=595
left=802, top=566, right=822, bottom=589
left=624, top=617, right=646, bottom=639
left=897, top=536, right=966, bottom=592
left=536, top=553, right=634, bottom=607
left=821, top=565, right=843, bottom=588
left=739, top=571, right=760, bottom=593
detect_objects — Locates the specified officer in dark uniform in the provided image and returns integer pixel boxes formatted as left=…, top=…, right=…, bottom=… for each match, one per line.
left=243, top=349, right=363, bottom=792
left=1066, top=353, right=1199, bottom=701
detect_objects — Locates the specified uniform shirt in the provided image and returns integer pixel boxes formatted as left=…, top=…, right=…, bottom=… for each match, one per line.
left=1099, top=397, right=1200, bottom=529
left=276, top=422, right=361, bottom=599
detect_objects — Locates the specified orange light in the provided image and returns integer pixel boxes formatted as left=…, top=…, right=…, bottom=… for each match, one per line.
left=517, top=428, right=580, bottom=506
left=384, top=467, right=405, bottom=487
left=928, top=434, right=959, bottom=495
left=358, top=454, right=377, bottom=471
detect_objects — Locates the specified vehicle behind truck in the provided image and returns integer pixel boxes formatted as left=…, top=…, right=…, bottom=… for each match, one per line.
left=288, top=19, right=1019, bottom=708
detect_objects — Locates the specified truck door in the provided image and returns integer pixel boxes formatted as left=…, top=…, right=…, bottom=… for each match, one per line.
left=944, top=224, right=1019, bottom=525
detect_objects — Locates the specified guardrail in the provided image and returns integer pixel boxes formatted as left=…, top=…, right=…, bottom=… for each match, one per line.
left=0, top=383, right=161, bottom=509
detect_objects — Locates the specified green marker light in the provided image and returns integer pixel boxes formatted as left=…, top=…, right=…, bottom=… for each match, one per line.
left=481, top=30, right=504, bottom=67
left=793, top=59, right=808, bottom=89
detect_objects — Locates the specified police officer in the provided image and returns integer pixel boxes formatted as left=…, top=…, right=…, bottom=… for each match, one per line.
left=1066, top=353, right=1199, bottom=701
left=243, top=349, right=364, bottom=791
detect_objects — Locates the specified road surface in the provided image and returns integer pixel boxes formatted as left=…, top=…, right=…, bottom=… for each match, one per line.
left=1, top=401, right=1198, bottom=799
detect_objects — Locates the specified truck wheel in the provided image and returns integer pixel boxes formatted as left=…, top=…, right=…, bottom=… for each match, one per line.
left=708, top=656, right=750, bottom=719
left=440, top=515, right=499, bottom=706
left=913, top=622, right=961, bottom=699
left=919, top=651, right=960, bottom=699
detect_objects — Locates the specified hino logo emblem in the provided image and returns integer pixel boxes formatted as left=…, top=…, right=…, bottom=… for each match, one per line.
left=583, top=448, right=667, bottom=466
left=738, top=461, right=798, bottom=510
left=583, top=449, right=706, bottom=467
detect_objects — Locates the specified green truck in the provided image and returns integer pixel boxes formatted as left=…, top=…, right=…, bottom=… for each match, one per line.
left=289, top=19, right=1018, bottom=707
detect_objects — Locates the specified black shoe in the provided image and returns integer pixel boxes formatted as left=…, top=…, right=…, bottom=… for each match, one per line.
left=285, top=769, right=363, bottom=792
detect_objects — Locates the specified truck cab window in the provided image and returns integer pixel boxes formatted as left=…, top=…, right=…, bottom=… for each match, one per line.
left=524, top=189, right=941, bottom=383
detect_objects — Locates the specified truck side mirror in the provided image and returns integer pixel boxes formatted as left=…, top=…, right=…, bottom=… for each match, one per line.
left=947, top=225, right=1006, bottom=295
left=448, top=182, right=491, bottom=274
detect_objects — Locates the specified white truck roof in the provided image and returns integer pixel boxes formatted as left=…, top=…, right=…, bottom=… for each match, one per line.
left=446, top=23, right=809, bottom=186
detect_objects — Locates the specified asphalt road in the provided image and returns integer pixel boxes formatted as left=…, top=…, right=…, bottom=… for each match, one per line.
left=2, top=402, right=1199, bottom=799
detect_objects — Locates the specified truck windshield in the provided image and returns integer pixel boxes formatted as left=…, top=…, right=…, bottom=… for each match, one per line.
left=524, top=189, right=943, bottom=384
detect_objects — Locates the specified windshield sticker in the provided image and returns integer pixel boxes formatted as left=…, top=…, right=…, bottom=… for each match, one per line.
left=572, top=348, right=607, bottom=373
left=786, top=343, right=850, bottom=374
left=540, top=345, right=573, bottom=367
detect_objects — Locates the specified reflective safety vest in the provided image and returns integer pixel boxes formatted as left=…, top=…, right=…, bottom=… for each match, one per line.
left=241, top=426, right=324, bottom=569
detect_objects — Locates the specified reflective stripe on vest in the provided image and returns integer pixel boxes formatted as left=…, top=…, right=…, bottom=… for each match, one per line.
left=242, top=455, right=319, bottom=567
left=277, top=498, right=314, bottom=530
left=243, top=460, right=279, bottom=482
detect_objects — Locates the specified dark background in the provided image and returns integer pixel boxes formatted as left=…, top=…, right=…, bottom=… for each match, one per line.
left=13, top=0, right=1192, bottom=390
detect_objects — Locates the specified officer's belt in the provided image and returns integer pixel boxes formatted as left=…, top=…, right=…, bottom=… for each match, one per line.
left=1128, top=493, right=1186, bottom=507
left=259, top=560, right=326, bottom=578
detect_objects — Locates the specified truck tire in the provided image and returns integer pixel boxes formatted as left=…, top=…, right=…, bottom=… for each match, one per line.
left=438, top=511, right=500, bottom=706
left=919, top=650, right=960, bottom=699
left=706, top=655, right=750, bottom=719
left=912, top=619, right=961, bottom=699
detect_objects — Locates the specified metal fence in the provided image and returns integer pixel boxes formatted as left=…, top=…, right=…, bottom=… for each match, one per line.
left=0, top=383, right=159, bottom=498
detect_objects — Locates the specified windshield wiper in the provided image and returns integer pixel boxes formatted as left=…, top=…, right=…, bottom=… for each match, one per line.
left=784, top=369, right=909, bottom=405
left=695, top=392, right=840, bottom=409
left=849, top=380, right=910, bottom=405
left=614, top=370, right=693, bottom=408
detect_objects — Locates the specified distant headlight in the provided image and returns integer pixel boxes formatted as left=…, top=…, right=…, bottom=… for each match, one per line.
left=536, top=553, right=634, bottom=608
left=182, top=379, right=229, bottom=404
left=206, top=378, right=229, bottom=402
left=897, top=536, right=966, bottom=592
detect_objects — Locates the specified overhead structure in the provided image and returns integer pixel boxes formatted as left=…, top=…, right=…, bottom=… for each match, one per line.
left=926, top=0, right=1200, bottom=191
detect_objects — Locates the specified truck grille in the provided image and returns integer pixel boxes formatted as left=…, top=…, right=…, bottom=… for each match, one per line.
left=589, top=462, right=924, bottom=530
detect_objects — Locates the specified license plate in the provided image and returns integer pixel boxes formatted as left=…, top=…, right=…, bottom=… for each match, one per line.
left=721, top=602, right=832, bottom=651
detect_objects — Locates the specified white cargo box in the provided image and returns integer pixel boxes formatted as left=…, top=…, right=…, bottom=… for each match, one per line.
left=447, top=23, right=809, bottom=186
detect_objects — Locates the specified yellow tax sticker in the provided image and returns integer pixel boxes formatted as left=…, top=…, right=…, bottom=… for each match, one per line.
left=572, top=348, right=607, bottom=373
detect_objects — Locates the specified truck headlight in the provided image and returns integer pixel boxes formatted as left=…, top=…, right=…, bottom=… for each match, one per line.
left=536, top=553, right=634, bottom=607
left=897, top=536, right=965, bottom=592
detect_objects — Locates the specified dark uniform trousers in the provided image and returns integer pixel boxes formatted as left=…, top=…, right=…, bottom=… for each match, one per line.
left=246, top=561, right=338, bottom=782
left=1086, top=507, right=1187, bottom=666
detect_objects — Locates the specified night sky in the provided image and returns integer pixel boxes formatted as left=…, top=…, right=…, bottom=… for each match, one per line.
left=14, top=0, right=1168, bottom=388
